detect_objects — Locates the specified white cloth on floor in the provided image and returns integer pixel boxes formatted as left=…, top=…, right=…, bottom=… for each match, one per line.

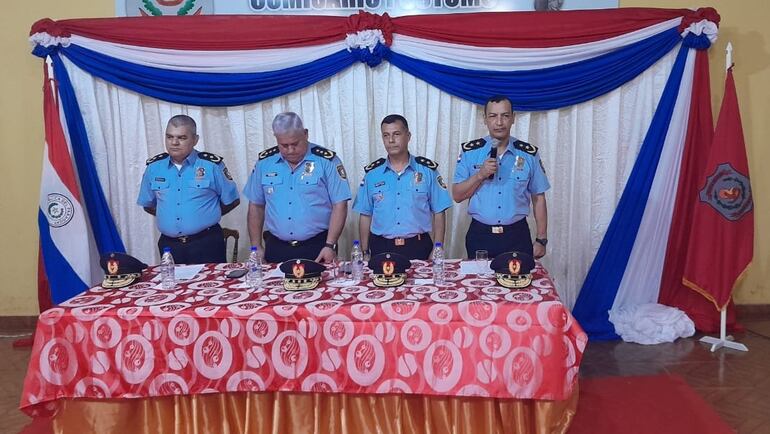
left=609, top=303, right=695, bottom=345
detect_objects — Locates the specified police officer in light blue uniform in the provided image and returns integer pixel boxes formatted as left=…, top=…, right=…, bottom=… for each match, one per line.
left=137, top=115, right=240, bottom=264
left=452, top=95, right=550, bottom=259
left=354, top=114, right=452, bottom=260
left=244, top=112, right=351, bottom=264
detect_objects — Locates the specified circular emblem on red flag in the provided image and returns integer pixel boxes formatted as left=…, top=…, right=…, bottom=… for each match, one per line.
left=699, top=163, right=753, bottom=221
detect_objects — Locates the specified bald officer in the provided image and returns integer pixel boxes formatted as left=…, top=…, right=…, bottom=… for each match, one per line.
left=452, top=95, right=550, bottom=259
left=244, top=112, right=351, bottom=264
left=354, top=114, right=452, bottom=260
left=138, top=115, right=240, bottom=264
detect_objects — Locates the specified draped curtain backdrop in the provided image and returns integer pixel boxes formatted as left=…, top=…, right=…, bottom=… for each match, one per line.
left=30, top=8, right=722, bottom=339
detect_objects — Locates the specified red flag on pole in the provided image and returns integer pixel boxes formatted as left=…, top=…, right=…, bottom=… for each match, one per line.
left=682, top=67, right=753, bottom=310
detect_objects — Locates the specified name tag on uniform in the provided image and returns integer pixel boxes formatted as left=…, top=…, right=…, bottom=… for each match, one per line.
left=266, top=172, right=278, bottom=177
left=375, top=181, right=386, bottom=188
left=154, top=177, right=165, bottom=182
left=492, top=226, right=504, bottom=234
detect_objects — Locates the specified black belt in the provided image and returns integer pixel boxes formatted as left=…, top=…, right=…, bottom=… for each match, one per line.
left=162, top=224, right=221, bottom=244
left=372, top=232, right=428, bottom=246
left=265, top=230, right=327, bottom=247
left=471, top=218, right=525, bottom=234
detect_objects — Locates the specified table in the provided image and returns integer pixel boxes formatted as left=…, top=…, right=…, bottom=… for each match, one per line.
left=21, top=260, right=586, bottom=433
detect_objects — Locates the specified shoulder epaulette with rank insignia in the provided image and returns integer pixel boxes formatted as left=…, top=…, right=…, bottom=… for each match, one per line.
left=311, top=145, right=336, bottom=160
left=415, top=156, right=438, bottom=170
left=461, top=138, right=486, bottom=152
left=364, top=158, right=386, bottom=173
left=258, top=146, right=279, bottom=160
left=513, top=140, right=538, bottom=156
left=198, top=151, right=223, bottom=164
left=146, top=152, right=168, bottom=165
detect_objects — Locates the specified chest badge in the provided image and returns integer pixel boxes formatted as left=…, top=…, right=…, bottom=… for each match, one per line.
left=515, top=156, right=525, bottom=170
left=196, top=167, right=206, bottom=179
left=266, top=186, right=274, bottom=195
left=302, top=161, right=315, bottom=179
left=413, top=172, right=423, bottom=185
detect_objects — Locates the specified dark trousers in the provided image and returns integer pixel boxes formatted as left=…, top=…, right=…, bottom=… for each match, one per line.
left=369, top=233, right=433, bottom=260
left=264, top=231, right=327, bottom=264
left=465, top=218, right=533, bottom=259
left=158, top=224, right=226, bottom=264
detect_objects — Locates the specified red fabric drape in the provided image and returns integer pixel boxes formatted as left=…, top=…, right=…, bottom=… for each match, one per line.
left=30, top=8, right=719, bottom=50
left=30, top=15, right=349, bottom=49
left=657, top=51, right=737, bottom=332
left=392, top=8, right=718, bottom=47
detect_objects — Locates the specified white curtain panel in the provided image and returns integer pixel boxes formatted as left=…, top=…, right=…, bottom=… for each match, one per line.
left=62, top=46, right=677, bottom=308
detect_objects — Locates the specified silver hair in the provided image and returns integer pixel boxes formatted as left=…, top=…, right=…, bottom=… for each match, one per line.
left=272, top=112, right=305, bottom=135
left=167, top=114, right=197, bottom=135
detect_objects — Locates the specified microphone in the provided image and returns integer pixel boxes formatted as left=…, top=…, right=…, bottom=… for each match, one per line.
left=488, top=139, right=499, bottom=180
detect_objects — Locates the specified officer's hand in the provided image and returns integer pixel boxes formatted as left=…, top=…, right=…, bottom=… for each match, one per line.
left=477, top=158, right=498, bottom=180
left=533, top=242, right=546, bottom=259
left=316, top=246, right=337, bottom=263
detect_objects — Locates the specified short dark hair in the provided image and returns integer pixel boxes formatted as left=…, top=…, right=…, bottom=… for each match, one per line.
left=167, top=114, right=197, bottom=135
left=483, top=95, right=514, bottom=114
left=381, top=114, right=409, bottom=131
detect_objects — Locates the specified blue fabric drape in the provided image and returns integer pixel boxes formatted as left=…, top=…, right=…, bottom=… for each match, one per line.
left=60, top=44, right=358, bottom=107
left=572, top=45, right=691, bottom=340
left=48, top=27, right=682, bottom=110
left=386, top=28, right=682, bottom=111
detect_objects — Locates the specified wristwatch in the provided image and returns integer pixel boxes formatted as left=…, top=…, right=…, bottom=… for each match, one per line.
left=535, top=238, right=548, bottom=247
left=324, top=242, right=338, bottom=250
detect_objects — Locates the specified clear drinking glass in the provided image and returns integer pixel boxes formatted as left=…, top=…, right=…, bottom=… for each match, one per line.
left=475, top=250, right=491, bottom=277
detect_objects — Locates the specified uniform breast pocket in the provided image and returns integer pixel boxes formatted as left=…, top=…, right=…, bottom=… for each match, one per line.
left=412, top=183, right=430, bottom=203
left=150, top=180, right=169, bottom=198
left=187, top=179, right=212, bottom=199
left=371, top=184, right=390, bottom=208
left=261, top=174, right=283, bottom=195
left=299, top=175, right=323, bottom=197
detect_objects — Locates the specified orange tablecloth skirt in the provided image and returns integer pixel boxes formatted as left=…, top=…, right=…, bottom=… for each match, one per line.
left=52, top=387, right=578, bottom=434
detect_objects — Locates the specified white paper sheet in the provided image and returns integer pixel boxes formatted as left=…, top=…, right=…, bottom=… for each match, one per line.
left=459, top=260, right=492, bottom=275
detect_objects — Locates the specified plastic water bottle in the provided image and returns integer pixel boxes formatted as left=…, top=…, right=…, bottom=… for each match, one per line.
left=245, top=246, right=263, bottom=288
left=432, top=242, right=446, bottom=286
left=351, top=240, right=364, bottom=281
left=160, top=247, right=176, bottom=290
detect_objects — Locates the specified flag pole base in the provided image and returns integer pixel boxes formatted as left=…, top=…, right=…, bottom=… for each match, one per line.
left=699, top=335, right=748, bottom=352
left=699, top=305, right=748, bottom=352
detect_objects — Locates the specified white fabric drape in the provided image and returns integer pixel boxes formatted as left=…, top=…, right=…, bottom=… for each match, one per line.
left=611, top=47, right=695, bottom=312
left=62, top=46, right=676, bottom=308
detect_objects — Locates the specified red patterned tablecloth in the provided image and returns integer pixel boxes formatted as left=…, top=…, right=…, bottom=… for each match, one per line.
left=20, top=260, right=586, bottom=417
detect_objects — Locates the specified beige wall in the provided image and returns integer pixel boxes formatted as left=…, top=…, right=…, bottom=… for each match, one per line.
left=1, top=2, right=766, bottom=315
left=0, top=2, right=113, bottom=315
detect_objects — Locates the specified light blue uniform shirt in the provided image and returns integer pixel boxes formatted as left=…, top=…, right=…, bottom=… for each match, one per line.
left=453, top=136, right=550, bottom=225
left=137, top=151, right=239, bottom=237
left=353, top=154, right=452, bottom=238
left=243, top=143, right=352, bottom=241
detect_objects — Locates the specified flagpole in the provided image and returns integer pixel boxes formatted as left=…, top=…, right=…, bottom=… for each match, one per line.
left=698, top=41, right=748, bottom=353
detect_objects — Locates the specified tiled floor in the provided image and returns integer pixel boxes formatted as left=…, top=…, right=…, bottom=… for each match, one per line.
left=3, top=319, right=770, bottom=433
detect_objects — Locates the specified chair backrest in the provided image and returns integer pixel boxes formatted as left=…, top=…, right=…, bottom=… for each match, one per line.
left=222, top=228, right=240, bottom=263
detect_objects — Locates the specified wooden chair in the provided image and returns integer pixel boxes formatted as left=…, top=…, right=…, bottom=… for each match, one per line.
left=222, top=228, right=240, bottom=263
